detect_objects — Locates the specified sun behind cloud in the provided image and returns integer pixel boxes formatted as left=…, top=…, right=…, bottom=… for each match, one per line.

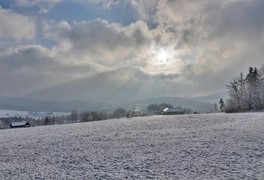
left=152, top=47, right=174, bottom=65
left=156, top=48, right=170, bottom=63
left=145, top=46, right=179, bottom=74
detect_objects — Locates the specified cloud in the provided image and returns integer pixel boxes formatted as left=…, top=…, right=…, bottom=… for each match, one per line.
left=147, top=0, right=264, bottom=93
left=0, top=45, right=106, bottom=96
left=1, top=0, right=264, bottom=100
left=43, top=17, right=190, bottom=75
left=0, top=8, right=35, bottom=40
left=45, top=19, right=152, bottom=68
left=27, top=66, right=182, bottom=102
left=129, top=0, right=158, bottom=24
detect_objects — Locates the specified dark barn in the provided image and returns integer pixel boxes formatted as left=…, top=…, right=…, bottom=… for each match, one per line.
left=10, top=121, right=31, bottom=128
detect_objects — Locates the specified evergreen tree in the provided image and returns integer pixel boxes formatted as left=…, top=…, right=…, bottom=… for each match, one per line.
left=219, top=98, right=225, bottom=112
left=44, top=116, right=49, bottom=125
left=246, top=67, right=260, bottom=110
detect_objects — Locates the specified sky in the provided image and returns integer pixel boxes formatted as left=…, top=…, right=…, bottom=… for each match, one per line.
left=0, top=0, right=264, bottom=102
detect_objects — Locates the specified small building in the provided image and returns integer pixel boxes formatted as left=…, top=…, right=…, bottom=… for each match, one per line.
left=127, top=111, right=148, bottom=118
left=162, top=107, right=184, bottom=115
left=10, top=121, right=31, bottom=128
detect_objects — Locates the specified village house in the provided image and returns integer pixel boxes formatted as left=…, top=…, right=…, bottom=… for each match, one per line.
left=10, top=121, right=31, bottom=128
left=161, top=107, right=184, bottom=115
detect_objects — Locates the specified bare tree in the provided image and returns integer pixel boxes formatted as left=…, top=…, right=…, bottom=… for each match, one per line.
left=226, top=65, right=264, bottom=112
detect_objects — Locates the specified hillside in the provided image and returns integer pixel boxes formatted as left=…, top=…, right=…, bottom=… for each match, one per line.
left=1, top=113, right=264, bottom=179
left=0, top=95, right=213, bottom=113
left=0, top=96, right=110, bottom=112
left=125, top=97, right=213, bottom=113
left=190, top=91, right=229, bottom=103
left=25, top=67, right=187, bottom=103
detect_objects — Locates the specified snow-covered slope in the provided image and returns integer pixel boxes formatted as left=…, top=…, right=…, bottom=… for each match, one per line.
left=1, top=113, right=264, bottom=179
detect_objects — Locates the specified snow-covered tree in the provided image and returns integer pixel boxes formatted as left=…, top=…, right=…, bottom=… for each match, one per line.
left=112, top=108, right=127, bottom=119
left=225, top=65, right=264, bottom=112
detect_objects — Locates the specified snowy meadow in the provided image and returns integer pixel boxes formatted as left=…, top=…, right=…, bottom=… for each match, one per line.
left=1, top=113, right=264, bottom=179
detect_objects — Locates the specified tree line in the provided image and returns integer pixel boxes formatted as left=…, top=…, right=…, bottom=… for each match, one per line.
left=147, top=103, right=193, bottom=115
left=0, top=103, right=193, bottom=129
left=225, top=65, right=264, bottom=112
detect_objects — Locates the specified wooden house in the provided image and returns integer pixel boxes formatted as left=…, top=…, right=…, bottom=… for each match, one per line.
left=161, top=107, right=184, bottom=115
left=10, top=121, right=31, bottom=128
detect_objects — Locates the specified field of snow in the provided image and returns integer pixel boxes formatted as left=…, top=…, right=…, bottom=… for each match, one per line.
left=1, top=113, right=264, bottom=179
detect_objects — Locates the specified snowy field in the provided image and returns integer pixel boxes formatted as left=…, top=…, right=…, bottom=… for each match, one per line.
left=1, top=113, right=264, bottom=179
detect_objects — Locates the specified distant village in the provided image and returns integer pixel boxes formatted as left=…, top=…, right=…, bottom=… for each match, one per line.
left=0, top=103, right=195, bottom=130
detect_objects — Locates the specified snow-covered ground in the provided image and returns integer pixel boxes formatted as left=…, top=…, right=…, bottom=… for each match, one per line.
left=1, top=113, right=264, bottom=179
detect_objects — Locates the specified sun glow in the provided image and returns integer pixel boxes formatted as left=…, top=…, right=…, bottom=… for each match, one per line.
left=157, top=49, right=169, bottom=62
left=153, top=48, right=173, bottom=65
left=146, top=46, right=182, bottom=74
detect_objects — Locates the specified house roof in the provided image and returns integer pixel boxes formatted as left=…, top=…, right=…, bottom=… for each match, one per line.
left=162, top=108, right=184, bottom=113
left=10, top=121, right=30, bottom=126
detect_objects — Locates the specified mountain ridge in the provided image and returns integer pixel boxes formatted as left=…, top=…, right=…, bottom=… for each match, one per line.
left=0, top=95, right=213, bottom=113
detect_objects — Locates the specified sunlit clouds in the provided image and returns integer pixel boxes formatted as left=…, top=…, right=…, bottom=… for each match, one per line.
left=0, top=0, right=263, bottom=100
